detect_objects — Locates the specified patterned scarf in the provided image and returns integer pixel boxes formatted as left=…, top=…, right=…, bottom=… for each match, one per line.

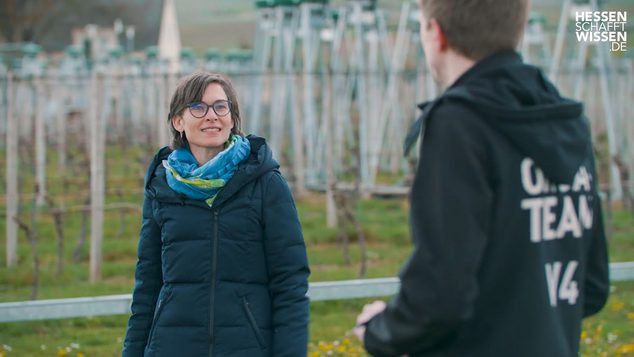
left=163, top=134, right=250, bottom=206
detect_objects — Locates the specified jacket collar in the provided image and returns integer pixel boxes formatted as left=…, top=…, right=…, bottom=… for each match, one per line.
left=146, top=136, right=279, bottom=210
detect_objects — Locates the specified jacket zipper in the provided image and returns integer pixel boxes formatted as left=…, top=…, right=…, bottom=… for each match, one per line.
left=209, top=210, right=219, bottom=357
left=242, top=297, right=266, bottom=349
left=147, top=287, right=171, bottom=347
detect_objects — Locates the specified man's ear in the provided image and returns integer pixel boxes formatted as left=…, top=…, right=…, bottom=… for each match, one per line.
left=429, top=18, right=449, bottom=52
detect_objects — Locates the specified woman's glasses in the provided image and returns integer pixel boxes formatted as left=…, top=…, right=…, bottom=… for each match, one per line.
left=187, top=100, right=231, bottom=118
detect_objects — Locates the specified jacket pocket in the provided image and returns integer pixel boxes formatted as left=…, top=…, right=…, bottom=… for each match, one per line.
left=147, top=286, right=173, bottom=347
left=241, top=297, right=266, bottom=349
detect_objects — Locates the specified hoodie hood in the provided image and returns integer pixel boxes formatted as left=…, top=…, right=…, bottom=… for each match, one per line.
left=406, top=51, right=591, bottom=184
left=448, top=51, right=591, bottom=184
left=146, top=135, right=280, bottom=207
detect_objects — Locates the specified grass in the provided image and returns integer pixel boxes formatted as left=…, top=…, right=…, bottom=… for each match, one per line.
left=609, top=209, right=634, bottom=262
left=1, top=284, right=633, bottom=356
left=0, top=199, right=632, bottom=356
left=581, top=281, right=634, bottom=356
left=0, top=145, right=633, bottom=355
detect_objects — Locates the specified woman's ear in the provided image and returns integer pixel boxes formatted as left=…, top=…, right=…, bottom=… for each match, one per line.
left=171, top=115, right=184, bottom=132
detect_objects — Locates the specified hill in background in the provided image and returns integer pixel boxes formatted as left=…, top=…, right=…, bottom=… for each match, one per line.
left=175, top=0, right=634, bottom=54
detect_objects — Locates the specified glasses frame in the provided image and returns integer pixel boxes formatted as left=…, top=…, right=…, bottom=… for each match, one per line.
left=182, top=100, right=232, bottom=119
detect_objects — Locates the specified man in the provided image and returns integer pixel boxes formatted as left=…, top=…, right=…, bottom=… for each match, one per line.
left=354, top=1, right=609, bottom=356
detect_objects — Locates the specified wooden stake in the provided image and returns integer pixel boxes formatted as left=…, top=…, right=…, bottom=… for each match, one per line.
left=89, top=73, right=104, bottom=283
left=6, top=73, right=18, bottom=267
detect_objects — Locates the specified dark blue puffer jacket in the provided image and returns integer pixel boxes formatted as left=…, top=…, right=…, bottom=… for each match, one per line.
left=122, top=135, right=310, bottom=357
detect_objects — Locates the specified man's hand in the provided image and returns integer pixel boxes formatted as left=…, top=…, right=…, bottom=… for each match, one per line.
left=354, top=300, right=387, bottom=343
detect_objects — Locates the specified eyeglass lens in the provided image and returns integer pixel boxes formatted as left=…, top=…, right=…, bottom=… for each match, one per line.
left=189, top=100, right=230, bottom=118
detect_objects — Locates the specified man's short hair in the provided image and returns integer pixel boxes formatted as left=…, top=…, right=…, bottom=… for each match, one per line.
left=419, top=0, right=530, bottom=61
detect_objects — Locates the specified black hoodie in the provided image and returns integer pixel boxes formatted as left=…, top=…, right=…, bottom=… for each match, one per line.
left=364, top=51, right=609, bottom=357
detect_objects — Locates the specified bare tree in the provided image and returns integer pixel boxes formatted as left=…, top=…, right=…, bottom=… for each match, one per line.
left=12, top=177, right=41, bottom=300
left=73, top=195, right=90, bottom=263
left=13, top=216, right=39, bottom=300
left=595, top=145, right=613, bottom=238
left=116, top=188, right=127, bottom=239
left=65, top=111, right=92, bottom=263
left=44, top=194, right=65, bottom=276
left=0, top=0, right=129, bottom=44
left=70, top=158, right=91, bottom=263
left=333, top=143, right=368, bottom=278
left=0, top=0, right=62, bottom=42
left=613, top=154, right=633, bottom=213
left=333, top=188, right=352, bottom=266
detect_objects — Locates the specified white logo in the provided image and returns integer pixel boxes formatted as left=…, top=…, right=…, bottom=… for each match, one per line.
left=575, top=11, right=627, bottom=52
left=518, top=158, right=592, bottom=309
left=519, top=158, right=593, bottom=244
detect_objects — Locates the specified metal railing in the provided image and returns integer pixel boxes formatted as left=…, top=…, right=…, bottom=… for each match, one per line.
left=1, top=262, right=633, bottom=323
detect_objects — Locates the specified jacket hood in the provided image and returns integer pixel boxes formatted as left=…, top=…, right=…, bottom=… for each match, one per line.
left=449, top=51, right=591, bottom=184
left=213, top=134, right=280, bottom=206
left=145, top=135, right=280, bottom=207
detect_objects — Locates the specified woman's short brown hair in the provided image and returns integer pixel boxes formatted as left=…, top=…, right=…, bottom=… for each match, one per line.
left=168, top=71, right=244, bottom=149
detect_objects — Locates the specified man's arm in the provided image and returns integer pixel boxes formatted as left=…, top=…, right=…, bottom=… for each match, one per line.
left=364, top=104, right=493, bottom=356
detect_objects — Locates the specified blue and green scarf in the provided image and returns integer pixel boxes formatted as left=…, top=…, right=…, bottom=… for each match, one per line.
left=162, top=134, right=250, bottom=206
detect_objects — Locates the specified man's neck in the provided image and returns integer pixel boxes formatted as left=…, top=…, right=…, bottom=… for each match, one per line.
left=440, top=51, right=476, bottom=88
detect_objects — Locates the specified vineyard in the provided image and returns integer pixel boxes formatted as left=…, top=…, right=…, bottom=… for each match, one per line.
left=1, top=0, right=634, bottom=355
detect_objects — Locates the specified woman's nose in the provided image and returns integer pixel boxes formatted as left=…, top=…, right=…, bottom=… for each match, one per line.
left=204, top=109, right=218, bottom=121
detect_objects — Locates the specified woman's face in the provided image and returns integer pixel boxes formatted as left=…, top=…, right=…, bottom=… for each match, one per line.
left=172, top=83, right=234, bottom=156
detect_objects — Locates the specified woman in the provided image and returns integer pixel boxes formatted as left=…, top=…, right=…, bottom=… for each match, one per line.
left=122, top=72, right=310, bottom=357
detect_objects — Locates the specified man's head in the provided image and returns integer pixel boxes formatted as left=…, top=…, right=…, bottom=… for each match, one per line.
left=418, top=0, right=530, bottom=85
